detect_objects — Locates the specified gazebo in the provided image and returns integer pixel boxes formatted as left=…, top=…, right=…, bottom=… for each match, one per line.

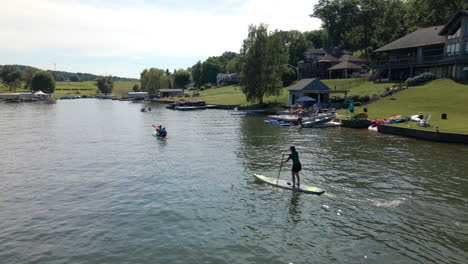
left=328, top=61, right=363, bottom=79
left=287, top=78, right=347, bottom=106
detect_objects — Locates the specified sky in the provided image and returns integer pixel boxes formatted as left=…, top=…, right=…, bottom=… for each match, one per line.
left=1, top=0, right=322, bottom=78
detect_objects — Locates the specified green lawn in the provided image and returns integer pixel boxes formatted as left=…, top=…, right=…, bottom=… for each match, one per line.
left=53, top=81, right=139, bottom=98
left=338, top=79, right=468, bottom=134
left=198, top=79, right=395, bottom=105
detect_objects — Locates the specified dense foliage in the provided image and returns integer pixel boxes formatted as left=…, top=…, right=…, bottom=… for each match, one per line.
left=96, top=76, right=114, bottom=94
left=31, top=71, right=56, bottom=93
left=173, top=70, right=192, bottom=89
left=140, top=68, right=171, bottom=96
left=406, top=72, right=437, bottom=86
left=239, top=24, right=287, bottom=104
left=0, top=65, right=22, bottom=91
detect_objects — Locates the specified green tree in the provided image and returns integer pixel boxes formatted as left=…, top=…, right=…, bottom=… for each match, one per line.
left=281, top=66, right=297, bottom=87
left=96, top=76, right=114, bottom=94
left=22, top=66, right=40, bottom=90
left=239, top=24, right=287, bottom=104
left=273, top=30, right=309, bottom=66
left=31, top=71, right=56, bottom=93
left=201, top=57, right=224, bottom=84
left=226, top=56, right=242, bottom=73
left=132, top=84, right=140, bottom=92
left=191, top=61, right=203, bottom=87
left=0, top=65, right=22, bottom=91
left=174, top=70, right=192, bottom=88
left=140, top=68, right=165, bottom=96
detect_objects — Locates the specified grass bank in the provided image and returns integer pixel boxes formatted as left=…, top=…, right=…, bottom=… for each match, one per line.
left=197, top=79, right=395, bottom=105
left=338, top=79, right=468, bottom=134
left=54, top=81, right=139, bottom=98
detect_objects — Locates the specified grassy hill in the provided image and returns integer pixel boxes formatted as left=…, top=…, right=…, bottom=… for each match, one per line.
left=339, top=79, right=468, bottom=134
left=53, top=81, right=139, bottom=98
left=198, top=79, right=395, bottom=105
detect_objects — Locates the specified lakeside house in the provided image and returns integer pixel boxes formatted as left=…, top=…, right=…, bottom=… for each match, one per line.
left=298, top=48, right=367, bottom=79
left=216, top=73, right=238, bottom=86
left=158, top=89, right=183, bottom=98
left=287, top=78, right=347, bottom=106
left=127, top=92, right=148, bottom=98
left=371, top=9, right=468, bottom=81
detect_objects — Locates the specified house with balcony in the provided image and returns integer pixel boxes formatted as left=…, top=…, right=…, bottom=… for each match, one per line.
left=371, top=9, right=468, bottom=81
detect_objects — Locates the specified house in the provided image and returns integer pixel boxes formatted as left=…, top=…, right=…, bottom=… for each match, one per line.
left=287, top=78, right=347, bottom=106
left=216, top=73, right=238, bottom=85
left=158, top=89, right=183, bottom=98
left=299, top=48, right=366, bottom=79
left=127, top=92, right=148, bottom=98
left=371, top=9, right=468, bottom=81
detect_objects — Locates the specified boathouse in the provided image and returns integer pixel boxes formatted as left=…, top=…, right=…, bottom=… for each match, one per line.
left=287, top=78, right=347, bottom=106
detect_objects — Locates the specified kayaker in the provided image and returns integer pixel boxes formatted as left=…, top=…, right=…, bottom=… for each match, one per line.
left=155, top=125, right=162, bottom=136
left=160, top=127, right=167, bottom=138
left=283, top=145, right=301, bottom=189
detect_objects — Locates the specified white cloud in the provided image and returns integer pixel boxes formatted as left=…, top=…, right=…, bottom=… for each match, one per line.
left=1, top=0, right=322, bottom=58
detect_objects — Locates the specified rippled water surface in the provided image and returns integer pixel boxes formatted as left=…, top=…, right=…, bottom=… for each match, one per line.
left=1, top=100, right=467, bottom=264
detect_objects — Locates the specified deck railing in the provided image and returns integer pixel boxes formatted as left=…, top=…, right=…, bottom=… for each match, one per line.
left=371, top=54, right=468, bottom=68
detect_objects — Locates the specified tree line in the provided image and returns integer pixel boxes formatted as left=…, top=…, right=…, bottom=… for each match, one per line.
left=137, top=68, right=192, bottom=96
left=0, top=65, right=55, bottom=93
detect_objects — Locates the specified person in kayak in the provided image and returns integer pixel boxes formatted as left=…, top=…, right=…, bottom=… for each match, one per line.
left=154, top=125, right=162, bottom=136
left=284, top=145, right=301, bottom=189
left=160, top=127, right=167, bottom=138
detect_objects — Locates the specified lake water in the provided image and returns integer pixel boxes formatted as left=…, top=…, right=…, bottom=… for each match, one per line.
left=1, top=99, right=467, bottom=264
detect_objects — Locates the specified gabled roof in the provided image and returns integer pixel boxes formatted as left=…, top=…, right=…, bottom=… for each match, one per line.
left=159, top=89, right=183, bottom=92
left=374, top=26, right=445, bottom=53
left=288, top=78, right=330, bottom=91
left=305, top=48, right=326, bottom=55
left=328, top=61, right=362, bottom=71
left=339, top=55, right=366, bottom=63
left=439, top=9, right=468, bottom=35
left=317, top=53, right=339, bottom=62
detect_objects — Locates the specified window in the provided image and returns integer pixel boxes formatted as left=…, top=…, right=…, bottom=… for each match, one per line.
left=455, top=43, right=460, bottom=55
left=466, top=41, right=468, bottom=54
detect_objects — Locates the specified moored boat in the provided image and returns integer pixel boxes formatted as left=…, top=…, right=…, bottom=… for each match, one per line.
left=300, top=113, right=337, bottom=128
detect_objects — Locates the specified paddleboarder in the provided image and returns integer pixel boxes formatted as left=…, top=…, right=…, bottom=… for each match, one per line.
left=283, top=146, right=301, bottom=189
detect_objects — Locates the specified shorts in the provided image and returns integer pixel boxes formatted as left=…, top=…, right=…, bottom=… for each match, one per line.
left=292, top=163, right=302, bottom=172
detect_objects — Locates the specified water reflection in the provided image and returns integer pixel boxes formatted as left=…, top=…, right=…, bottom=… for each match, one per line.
left=288, top=192, right=302, bottom=223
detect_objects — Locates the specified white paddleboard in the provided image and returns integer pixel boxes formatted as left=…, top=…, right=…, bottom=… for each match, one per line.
left=253, top=173, right=324, bottom=195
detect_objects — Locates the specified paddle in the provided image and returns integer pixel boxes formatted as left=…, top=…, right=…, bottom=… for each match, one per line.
left=276, top=153, right=287, bottom=186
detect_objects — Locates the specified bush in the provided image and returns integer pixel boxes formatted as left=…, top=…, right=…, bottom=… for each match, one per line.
left=406, top=72, right=436, bottom=86
left=359, top=94, right=370, bottom=102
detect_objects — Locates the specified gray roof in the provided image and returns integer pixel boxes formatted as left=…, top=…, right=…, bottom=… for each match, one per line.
left=374, top=26, right=445, bottom=53
left=305, top=48, right=326, bottom=54
left=328, top=61, right=363, bottom=70
left=288, top=78, right=330, bottom=91
left=339, top=54, right=366, bottom=63
left=317, top=53, right=339, bottom=62
left=159, top=89, right=183, bottom=92
left=439, top=9, right=468, bottom=35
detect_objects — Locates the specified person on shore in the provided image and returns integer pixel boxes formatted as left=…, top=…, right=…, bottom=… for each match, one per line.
left=284, top=146, right=301, bottom=189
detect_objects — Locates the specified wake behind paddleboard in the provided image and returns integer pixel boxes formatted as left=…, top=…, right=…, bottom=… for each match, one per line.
left=253, top=173, right=324, bottom=195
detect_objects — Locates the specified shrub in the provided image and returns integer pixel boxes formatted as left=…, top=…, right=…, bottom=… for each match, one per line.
left=359, top=94, right=370, bottom=102
left=406, top=72, right=436, bottom=86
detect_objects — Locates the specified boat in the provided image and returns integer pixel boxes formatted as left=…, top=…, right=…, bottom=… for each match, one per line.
left=300, top=113, right=337, bottom=128
left=167, top=100, right=207, bottom=110
left=253, top=174, right=324, bottom=195
left=267, top=115, right=300, bottom=123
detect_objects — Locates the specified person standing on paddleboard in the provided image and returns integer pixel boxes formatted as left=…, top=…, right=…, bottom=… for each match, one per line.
left=284, top=146, right=301, bottom=189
